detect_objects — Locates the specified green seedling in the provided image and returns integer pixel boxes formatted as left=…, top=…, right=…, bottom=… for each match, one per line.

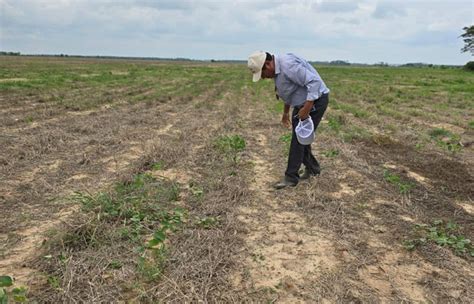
left=327, top=115, right=343, bottom=132
left=323, top=149, right=339, bottom=157
left=47, top=276, right=61, bottom=290
left=214, top=135, right=246, bottom=163
left=404, top=220, right=474, bottom=257
left=197, top=216, right=219, bottom=229
left=189, top=182, right=204, bottom=199
left=0, top=276, right=28, bottom=303
left=279, top=133, right=292, bottom=144
left=279, top=132, right=292, bottom=155
left=24, top=116, right=34, bottom=124
left=151, top=161, right=165, bottom=170
left=214, top=135, right=246, bottom=153
left=383, top=169, right=414, bottom=194
left=428, top=128, right=462, bottom=153
left=108, top=260, right=123, bottom=270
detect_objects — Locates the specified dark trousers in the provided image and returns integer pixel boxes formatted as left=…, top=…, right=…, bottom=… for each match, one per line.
left=285, top=93, right=329, bottom=183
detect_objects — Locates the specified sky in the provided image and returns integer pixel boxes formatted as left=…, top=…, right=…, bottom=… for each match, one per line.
left=1, top=0, right=473, bottom=65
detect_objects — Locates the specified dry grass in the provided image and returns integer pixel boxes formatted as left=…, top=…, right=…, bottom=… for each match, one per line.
left=1, top=57, right=473, bottom=303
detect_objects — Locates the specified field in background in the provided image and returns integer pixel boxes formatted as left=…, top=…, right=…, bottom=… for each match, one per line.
left=0, top=56, right=473, bottom=302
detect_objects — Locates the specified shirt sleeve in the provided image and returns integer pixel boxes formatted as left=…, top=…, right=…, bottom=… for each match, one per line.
left=286, top=62, right=322, bottom=101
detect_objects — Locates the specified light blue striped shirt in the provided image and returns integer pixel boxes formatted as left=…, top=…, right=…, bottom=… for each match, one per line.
left=274, top=53, right=330, bottom=107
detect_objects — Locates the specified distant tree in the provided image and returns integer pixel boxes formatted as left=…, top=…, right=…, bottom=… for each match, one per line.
left=329, top=60, right=350, bottom=66
left=460, top=25, right=474, bottom=55
left=464, top=61, right=474, bottom=71
left=0, top=51, right=20, bottom=56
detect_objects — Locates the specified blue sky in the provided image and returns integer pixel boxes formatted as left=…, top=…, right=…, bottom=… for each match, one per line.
left=1, top=0, right=473, bottom=64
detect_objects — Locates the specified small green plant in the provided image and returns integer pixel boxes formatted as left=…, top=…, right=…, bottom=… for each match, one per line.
left=1, top=275, right=28, bottom=303
left=355, top=202, right=369, bottom=211
left=47, top=276, right=61, bottom=290
left=428, top=128, right=462, bottom=153
left=327, top=114, right=344, bottom=132
left=151, top=161, right=165, bottom=170
left=137, top=250, right=166, bottom=281
left=428, top=128, right=450, bottom=138
left=196, top=216, right=219, bottom=229
left=383, top=169, right=414, bottom=194
left=468, top=120, right=474, bottom=129
left=323, top=149, right=339, bottom=157
left=404, top=220, right=474, bottom=257
left=214, top=135, right=246, bottom=163
left=142, top=208, right=185, bottom=280
left=214, top=135, right=246, bottom=153
left=269, top=101, right=284, bottom=113
left=23, top=116, right=34, bottom=124
left=147, top=208, right=185, bottom=248
left=189, top=181, right=204, bottom=199
left=279, top=133, right=292, bottom=144
left=415, top=142, right=425, bottom=151
left=108, top=260, right=123, bottom=269
left=279, top=132, right=292, bottom=155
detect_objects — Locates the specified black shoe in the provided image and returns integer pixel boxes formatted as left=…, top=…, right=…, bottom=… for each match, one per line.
left=300, top=169, right=320, bottom=180
left=273, top=178, right=297, bottom=189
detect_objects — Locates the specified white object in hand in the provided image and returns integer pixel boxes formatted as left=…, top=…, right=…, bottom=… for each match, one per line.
left=295, top=117, right=315, bottom=145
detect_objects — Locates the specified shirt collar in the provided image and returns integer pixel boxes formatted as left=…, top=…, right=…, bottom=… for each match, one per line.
left=274, top=55, right=280, bottom=75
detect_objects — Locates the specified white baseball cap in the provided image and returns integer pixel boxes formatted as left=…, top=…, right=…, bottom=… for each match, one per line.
left=295, top=117, right=315, bottom=145
left=247, top=51, right=266, bottom=82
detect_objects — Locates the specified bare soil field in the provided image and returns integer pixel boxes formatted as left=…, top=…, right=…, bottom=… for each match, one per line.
left=0, top=56, right=473, bottom=303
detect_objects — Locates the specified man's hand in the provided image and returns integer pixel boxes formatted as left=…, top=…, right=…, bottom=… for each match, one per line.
left=297, top=107, right=310, bottom=120
left=281, top=112, right=291, bottom=129
left=297, top=100, right=314, bottom=120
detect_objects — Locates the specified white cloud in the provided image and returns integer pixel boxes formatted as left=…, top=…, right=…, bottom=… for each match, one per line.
left=0, top=0, right=472, bottom=64
left=316, top=1, right=362, bottom=13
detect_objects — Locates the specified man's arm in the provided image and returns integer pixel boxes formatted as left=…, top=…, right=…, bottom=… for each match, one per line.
left=282, top=104, right=291, bottom=128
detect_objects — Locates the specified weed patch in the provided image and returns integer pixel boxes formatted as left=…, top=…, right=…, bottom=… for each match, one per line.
left=214, top=135, right=246, bottom=153
left=428, top=128, right=462, bottom=153
left=323, top=149, right=339, bottom=157
left=214, top=135, right=246, bottom=163
left=151, top=161, right=165, bottom=171
left=279, top=132, right=292, bottom=155
left=269, top=101, right=284, bottom=113
left=38, top=172, right=185, bottom=298
left=196, top=216, right=220, bottom=229
left=383, top=169, right=414, bottom=194
left=189, top=181, right=204, bottom=200
left=327, top=113, right=345, bottom=132
left=404, top=220, right=474, bottom=257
